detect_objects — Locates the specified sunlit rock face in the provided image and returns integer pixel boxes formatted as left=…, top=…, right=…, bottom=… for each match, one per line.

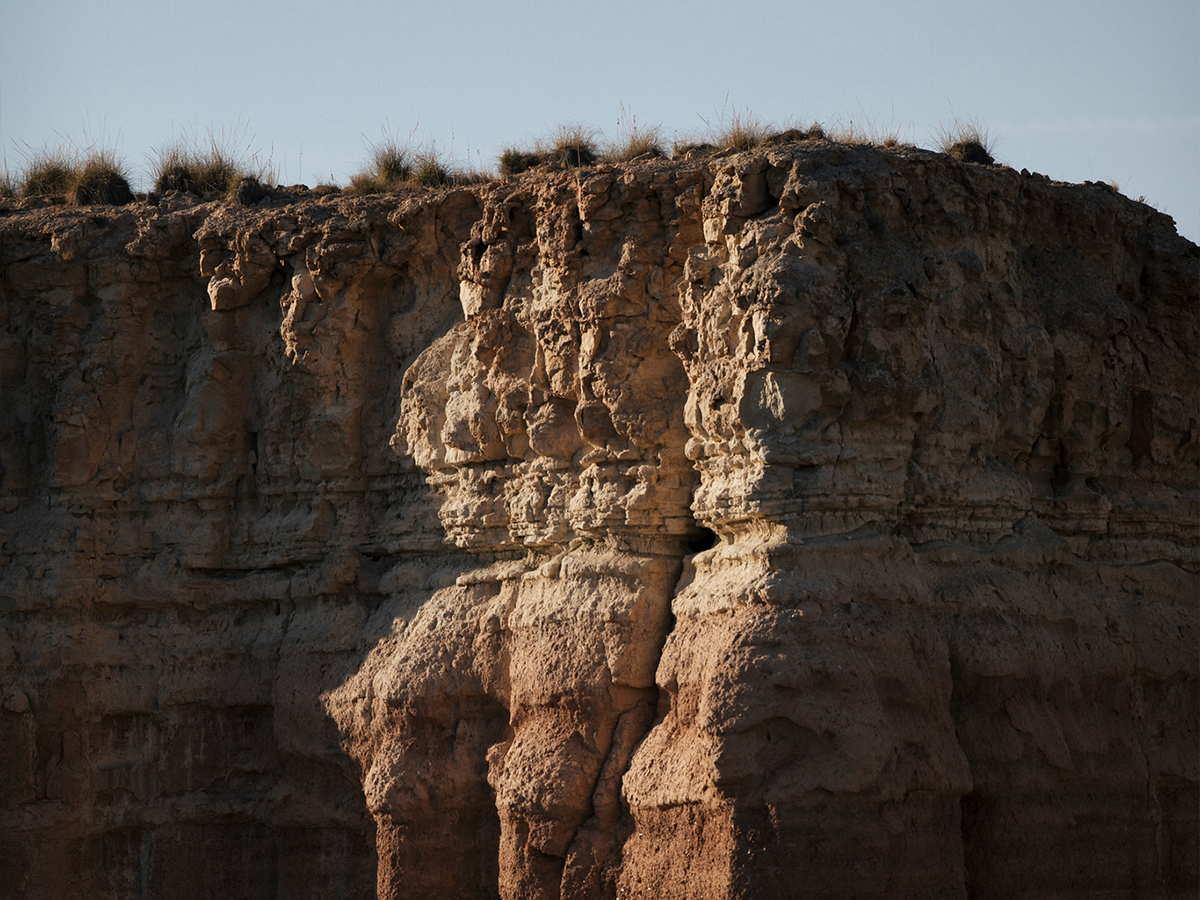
left=1, top=142, right=1196, bottom=900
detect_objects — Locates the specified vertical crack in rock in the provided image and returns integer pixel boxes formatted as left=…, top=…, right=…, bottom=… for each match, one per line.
left=555, top=542, right=701, bottom=900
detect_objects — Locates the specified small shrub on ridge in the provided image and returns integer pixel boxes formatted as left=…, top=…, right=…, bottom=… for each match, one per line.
left=934, top=116, right=996, bottom=165
left=153, top=127, right=275, bottom=200
left=605, top=106, right=664, bottom=162
left=550, top=124, right=599, bottom=167
left=498, top=125, right=599, bottom=177
left=499, top=147, right=543, bottom=176
left=712, top=107, right=772, bottom=151
left=349, top=130, right=413, bottom=194
left=763, top=124, right=827, bottom=145
left=605, top=125, right=664, bottom=162
left=69, top=151, right=134, bottom=205
left=153, top=144, right=240, bottom=197
left=20, top=147, right=79, bottom=198
left=412, top=146, right=453, bottom=187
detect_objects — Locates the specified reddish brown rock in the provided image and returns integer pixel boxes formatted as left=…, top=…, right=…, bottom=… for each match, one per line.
left=0, top=144, right=1196, bottom=900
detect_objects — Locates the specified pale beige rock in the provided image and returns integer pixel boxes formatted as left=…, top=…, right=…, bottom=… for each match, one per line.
left=0, top=144, right=1195, bottom=900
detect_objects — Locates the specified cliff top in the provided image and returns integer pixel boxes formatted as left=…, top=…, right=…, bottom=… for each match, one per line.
left=1, top=139, right=1193, bottom=257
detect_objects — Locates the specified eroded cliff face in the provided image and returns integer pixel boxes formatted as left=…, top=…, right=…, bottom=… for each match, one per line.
left=0, top=142, right=1196, bottom=900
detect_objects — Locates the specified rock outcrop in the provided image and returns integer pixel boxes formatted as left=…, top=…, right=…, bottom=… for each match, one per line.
left=1, top=142, right=1196, bottom=900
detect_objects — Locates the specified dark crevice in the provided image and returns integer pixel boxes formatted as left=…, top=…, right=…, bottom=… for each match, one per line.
left=959, top=789, right=986, bottom=899
left=1128, top=389, right=1153, bottom=463
left=687, top=526, right=718, bottom=553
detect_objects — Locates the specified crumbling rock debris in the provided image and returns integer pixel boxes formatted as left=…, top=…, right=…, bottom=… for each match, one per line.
left=0, top=142, right=1196, bottom=900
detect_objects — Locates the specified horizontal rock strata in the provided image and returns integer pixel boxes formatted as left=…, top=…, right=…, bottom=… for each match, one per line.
left=1, top=142, right=1196, bottom=899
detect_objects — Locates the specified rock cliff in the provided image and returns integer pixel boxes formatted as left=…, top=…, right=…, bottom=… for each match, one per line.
left=1, top=141, right=1196, bottom=900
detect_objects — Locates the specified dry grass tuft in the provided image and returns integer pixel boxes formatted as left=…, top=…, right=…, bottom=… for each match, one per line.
left=351, top=127, right=492, bottom=193
left=763, top=124, right=828, bottom=145
left=499, top=124, right=600, bottom=176
left=675, top=100, right=832, bottom=157
left=69, top=150, right=134, bottom=205
left=160, top=149, right=232, bottom=196
left=499, top=147, right=542, bottom=177
left=19, top=146, right=80, bottom=198
left=348, top=173, right=387, bottom=194
left=351, top=129, right=412, bottom=193
left=411, top=144, right=453, bottom=187
left=934, top=115, right=997, bottom=165
left=604, top=105, right=664, bottom=162
left=450, top=161, right=495, bottom=185
left=709, top=106, right=772, bottom=152
left=152, top=126, right=275, bottom=200
left=350, top=134, right=411, bottom=194
left=13, top=142, right=134, bottom=205
left=604, top=125, right=664, bottom=163
left=154, top=144, right=238, bottom=197
left=549, top=124, right=600, bottom=167
left=670, top=140, right=717, bottom=159
left=824, top=108, right=912, bottom=148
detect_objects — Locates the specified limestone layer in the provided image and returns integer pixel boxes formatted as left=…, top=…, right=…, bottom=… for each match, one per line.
left=0, top=142, right=1196, bottom=900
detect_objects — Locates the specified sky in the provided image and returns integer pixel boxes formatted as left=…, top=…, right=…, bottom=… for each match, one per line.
left=2, top=0, right=1196, bottom=241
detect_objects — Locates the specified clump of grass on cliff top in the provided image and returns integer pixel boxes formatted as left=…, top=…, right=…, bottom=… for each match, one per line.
left=452, top=164, right=495, bottom=186
left=499, top=124, right=601, bottom=176
left=13, top=143, right=135, bottom=205
left=498, top=147, right=543, bottom=177
left=547, top=124, right=600, bottom=167
left=827, top=120, right=904, bottom=148
left=18, top=146, right=80, bottom=198
left=154, top=143, right=240, bottom=197
left=603, top=104, right=665, bottom=163
left=152, top=126, right=276, bottom=201
left=820, top=105, right=914, bottom=149
left=672, top=122, right=825, bottom=158
left=70, top=150, right=135, bottom=205
left=412, top=143, right=454, bottom=188
left=501, top=111, right=832, bottom=173
left=350, top=128, right=412, bottom=193
left=350, top=127, right=491, bottom=193
left=605, top=125, right=664, bottom=162
left=934, top=115, right=996, bottom=165
left=673, top=100, right=828, bottom=157
left=763, top=123, right=828, bottom=145
left=677, top=99, right=930, bottom=156
left=708, top=106, right=773, bottom=151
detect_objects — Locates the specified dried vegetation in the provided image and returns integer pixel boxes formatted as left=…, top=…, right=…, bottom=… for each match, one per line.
left=349, top=127, right=492, bottom=194
left=2, top=109, right=1012, bottom=205
left=933, top=115, right=997, bottom=165
left=5, top=142, right=135, bottom=206
left=152, top=128, right=276, bottom=202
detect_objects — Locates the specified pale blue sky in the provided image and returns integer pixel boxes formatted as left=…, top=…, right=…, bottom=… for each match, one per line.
left=3, top=0, right=1196, bottom=240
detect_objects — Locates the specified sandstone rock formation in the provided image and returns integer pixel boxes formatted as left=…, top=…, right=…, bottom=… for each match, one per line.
left=1, top=142, right=1196, bottom=900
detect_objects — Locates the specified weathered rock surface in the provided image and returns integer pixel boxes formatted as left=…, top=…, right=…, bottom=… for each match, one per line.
left=0, top=143, right=1196, bottom=899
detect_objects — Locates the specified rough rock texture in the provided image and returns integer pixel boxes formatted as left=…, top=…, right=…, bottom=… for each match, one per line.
left=1, top=143, right=1196, bottom=900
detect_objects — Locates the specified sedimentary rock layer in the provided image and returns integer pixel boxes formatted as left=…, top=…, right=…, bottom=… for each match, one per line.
left=1, top=142, right=1196, bottom=899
